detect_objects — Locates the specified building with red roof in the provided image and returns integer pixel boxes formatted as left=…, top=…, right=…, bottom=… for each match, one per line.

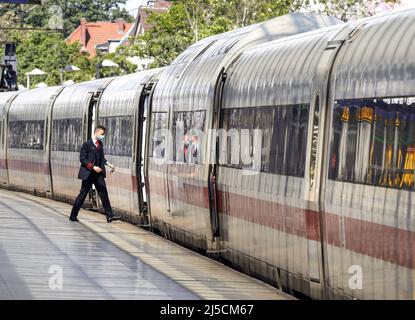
left=66, top=18, right=134, bottom=58
left=66, top=1, right=172, bottom=69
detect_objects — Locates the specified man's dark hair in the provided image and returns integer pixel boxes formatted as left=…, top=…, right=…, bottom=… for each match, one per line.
left=94, top=125, right=106, bottom=134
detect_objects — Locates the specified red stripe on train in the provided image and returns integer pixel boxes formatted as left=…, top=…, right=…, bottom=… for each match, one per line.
left=7, top=159, right=50, bottom=175
left=148, top=174, right=415, bottom=269
left=148, top=175, right=323, bottom=241
left=5, top=159, right=138, bottom=192
left=0, top=158, right=7, bottom=170
left=52, top=164, right=138, bottom=193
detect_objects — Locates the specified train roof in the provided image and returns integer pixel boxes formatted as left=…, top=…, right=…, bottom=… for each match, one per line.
left=0, top=91, right=19, bottom=118
left=152, top=12, right=342, bottom=112
left=333, top=7, right=415, bottom=99
left=99, top=68, right=164, bottom=117
left=220, top=6, right=415, bottom=108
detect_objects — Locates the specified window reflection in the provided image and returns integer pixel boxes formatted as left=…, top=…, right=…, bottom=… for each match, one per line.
left=150, top=112, right=168, bottom=159
left=173, top=111, right=206, bottom=164
left=100, top=116, right=133, bottom=157
left=220, top=105, right=309, bottom=177
left=9, top=120, right=44, bottom=150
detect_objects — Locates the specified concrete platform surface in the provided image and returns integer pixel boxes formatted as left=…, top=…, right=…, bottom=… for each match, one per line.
left=0, top=188, right=293, bottom=300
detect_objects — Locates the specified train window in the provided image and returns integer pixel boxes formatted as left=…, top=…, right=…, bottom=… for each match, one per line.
left=328, top=97, right=415, bottom=190
left=8, top=120, right=44, bottom=150
left=221, top=108, right=255, bottom=169
left=99, top=116, right=133, bottom=157
left=220, top=104, right=309, bottom=177
left=51, top=118, right=83, bottom=152
left=172, top=110, right=206, bottom=164
left=150, top=112, right=168, bottom=159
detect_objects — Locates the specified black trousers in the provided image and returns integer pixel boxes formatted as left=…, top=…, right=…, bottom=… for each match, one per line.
left=70, top=172, right=114, bottom=219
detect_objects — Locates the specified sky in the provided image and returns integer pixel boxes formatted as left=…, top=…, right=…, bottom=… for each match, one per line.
left=121, top=0, right=148, bottom=17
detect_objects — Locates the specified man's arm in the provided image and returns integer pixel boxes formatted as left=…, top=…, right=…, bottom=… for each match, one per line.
left=80, top=143, right=94, bottom=170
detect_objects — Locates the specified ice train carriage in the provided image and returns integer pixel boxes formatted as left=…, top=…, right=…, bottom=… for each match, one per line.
left=324, top=8, right=415, bottom=300
left=6, top=86, right=64, bottom=196
left=50, top=78, right=113, bottom=208
left=147, top=13, right=342, bottom=253
left=96, top=69, right=162, bottom=223
left=217, top=23, right=350, bottom=299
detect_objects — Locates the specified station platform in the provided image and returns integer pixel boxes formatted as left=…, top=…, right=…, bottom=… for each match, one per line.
left=0, top=188, right=293, bottom=300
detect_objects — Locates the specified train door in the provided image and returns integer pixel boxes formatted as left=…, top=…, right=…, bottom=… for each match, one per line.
left=0, top=93, right=18, bottom=187
left=86, top=90, right=103, bottom=209
left=305, top=92, right=325, bottom=297
left=46, top=88, right=65, bottom=198
left=305, top=38, right=351, bottom=299
left=207, top=69, right=227, bottom=247
left=136, top=81, right=156, bottom=226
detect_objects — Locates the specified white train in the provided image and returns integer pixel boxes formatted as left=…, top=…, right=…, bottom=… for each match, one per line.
left=1, top=8, right=414, bottom=299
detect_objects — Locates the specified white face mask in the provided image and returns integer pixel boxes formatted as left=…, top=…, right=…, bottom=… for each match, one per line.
left=97, top=135, right=105, bottom=142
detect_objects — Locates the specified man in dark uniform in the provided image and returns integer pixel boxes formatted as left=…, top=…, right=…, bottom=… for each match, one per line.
left=69, top=125, right=120, bottom=223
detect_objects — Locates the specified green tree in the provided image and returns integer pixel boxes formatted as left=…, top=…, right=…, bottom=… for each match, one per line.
left=128, top=3, right=196, bottom=68
left=93, top=45, right=138, bottom=79
left=0, top=0, right=133, bottom=36
left=211, top=0, right=294, bottom=29
left=0, top=6, right=16, bottom=43
left=292, top=0, right=400, bottom=22
left=6, top=31, right=95, bottom=87
left=127, top=0, right=297, bottom=68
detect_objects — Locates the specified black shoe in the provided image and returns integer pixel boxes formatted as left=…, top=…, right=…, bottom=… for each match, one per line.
left=69, top=217, right=79, bottom=222
left=107, top=215, right=121, bottom=223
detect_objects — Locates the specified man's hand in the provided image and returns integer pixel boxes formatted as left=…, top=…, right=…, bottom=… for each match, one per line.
left=93, top=166, right=103, bottom=173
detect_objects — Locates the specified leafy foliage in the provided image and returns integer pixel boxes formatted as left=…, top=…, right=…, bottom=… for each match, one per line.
left=0, top=0, right=403, bottom=86
left=0, top=0, right=133, bottom=36
left=5, top=31, right=93, bottom=87
left=292, top=0, right=400, bottom=22
left=3, top=30, right=139, bottom=87
left=127, top=0, right=400, bottom=68
left=94, top=46, right=138, bottom=79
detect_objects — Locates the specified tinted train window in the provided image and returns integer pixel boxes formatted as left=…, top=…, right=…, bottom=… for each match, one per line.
left=328, top=97, right=415, bottom=190
left=150, top=112, right=168, bottom=159
left=99, top=116, right=133, bottom=157
left=52, top=118, right=83, bottom=152
left=220, top=105, right=309, bottom=177
left=8, top=120, right=44, bottom=150
left=172, top=111, right=206, bottom=164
